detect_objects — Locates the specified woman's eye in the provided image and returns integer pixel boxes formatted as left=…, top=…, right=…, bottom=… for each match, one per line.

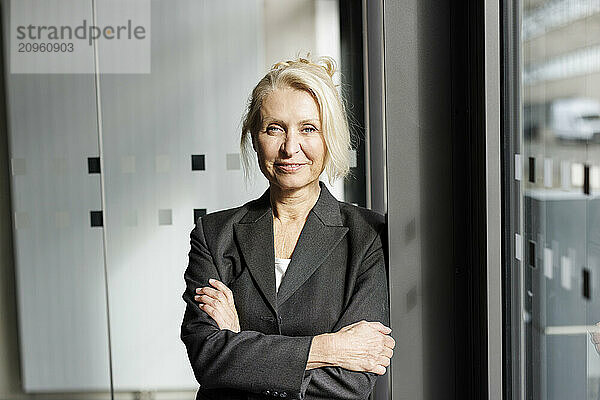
left=266, top=126, right=282, bottom=133
left=302, top=126, right=317, bottom=133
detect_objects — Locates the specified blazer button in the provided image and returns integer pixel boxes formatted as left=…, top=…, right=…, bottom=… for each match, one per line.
left=273, top=391, right=278, bottom=396
left=280, top=392, right=287, bottom=397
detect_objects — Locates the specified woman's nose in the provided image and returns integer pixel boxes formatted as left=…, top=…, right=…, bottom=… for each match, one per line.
left=281, top=130, right=301, bottom=155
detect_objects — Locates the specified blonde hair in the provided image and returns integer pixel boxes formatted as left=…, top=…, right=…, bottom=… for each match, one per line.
left=240, top=55, right=353, bottom=187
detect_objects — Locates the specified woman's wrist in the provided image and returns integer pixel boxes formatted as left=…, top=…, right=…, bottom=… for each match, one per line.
left=306, top=333, right=338, bottom=370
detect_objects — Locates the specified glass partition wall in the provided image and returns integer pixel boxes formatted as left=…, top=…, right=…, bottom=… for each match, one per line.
left=507, top=1, right=600, bottom=399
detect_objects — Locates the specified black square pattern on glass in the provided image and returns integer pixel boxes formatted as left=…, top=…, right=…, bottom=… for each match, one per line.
left=194, top=209, right=207, bottom=224
left=191, top=155, right=205, bottom=171
left=584, top=164, right=590, bottom=195
left=528, top=157, right=535, bottom=183
left=583, top=268, right=591, bottom=300
left=528, top=240, right=536, bottom=268
left=90, top=211, right=103, bottom=227
left=88, top=157, right=101, bottom=174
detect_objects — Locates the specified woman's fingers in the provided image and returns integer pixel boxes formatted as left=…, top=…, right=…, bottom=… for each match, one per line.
left=195, top=287, right=222, bottom=301
left=368, top=355, right=391, bottom=375
left=370, top=321, right=392, bottom=334
left=195, top=283, right=240, bottom=333
left=383, top=335, right=396, bottom=349
left=195, top=294, right=221, bottom=308
left=196, top=294, right=237, bottom=322
left=195, top=280, right=235, bottom=305
left=377, top=355, right=391, bottom=367
left=373, top=365, right=387, bottom=375
left=381, top=347, right=394, bottom=358
left=209, top=279, right=235, bottom=303
left=196, top=286, right=229, bottom=305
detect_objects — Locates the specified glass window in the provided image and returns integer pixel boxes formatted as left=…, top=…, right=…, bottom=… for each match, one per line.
left=512, top=0, right=600, bottom=398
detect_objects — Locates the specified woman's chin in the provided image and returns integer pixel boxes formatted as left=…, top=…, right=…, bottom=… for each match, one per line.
left=270, top=176, right=315, bottom=191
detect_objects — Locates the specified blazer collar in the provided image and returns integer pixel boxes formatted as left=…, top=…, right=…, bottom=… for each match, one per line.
left=233, top=181, right=349, bottom=315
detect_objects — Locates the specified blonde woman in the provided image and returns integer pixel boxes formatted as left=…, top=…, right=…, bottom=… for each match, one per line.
left=181, top=56, right=394, bottom=400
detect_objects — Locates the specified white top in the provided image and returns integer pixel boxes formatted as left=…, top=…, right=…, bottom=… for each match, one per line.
left=275, top=257, right=292, bottom=293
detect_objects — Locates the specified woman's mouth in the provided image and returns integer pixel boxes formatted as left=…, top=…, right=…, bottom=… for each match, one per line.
left=275, top=163, right=306, bottom=172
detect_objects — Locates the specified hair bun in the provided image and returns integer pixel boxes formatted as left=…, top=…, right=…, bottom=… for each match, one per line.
left=271, top=54, right=337, bottom=79
left=317, top=56, right=336, bottom=79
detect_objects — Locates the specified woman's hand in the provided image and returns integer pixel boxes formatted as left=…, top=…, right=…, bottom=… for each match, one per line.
left=195, top=278, right=240, bottom=333
left=307, top=320, right=394, bottom=374
left=330, top=320, right=395, bottom=375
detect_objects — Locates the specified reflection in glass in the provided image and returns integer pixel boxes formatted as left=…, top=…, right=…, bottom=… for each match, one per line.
left=521, top=0, right=600, bottom=398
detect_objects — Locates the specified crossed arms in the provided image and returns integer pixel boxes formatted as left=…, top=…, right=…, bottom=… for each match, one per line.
left=180, top=218, right=393, bottom=399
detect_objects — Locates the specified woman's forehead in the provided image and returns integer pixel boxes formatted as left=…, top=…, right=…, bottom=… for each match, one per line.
left=260, top=87, right=321, bottom=122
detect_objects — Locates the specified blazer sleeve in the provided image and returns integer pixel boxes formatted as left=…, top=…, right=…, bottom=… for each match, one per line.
left=304, top=222, right=390, bottom=400
left=180, top=217, right=314, bottom=399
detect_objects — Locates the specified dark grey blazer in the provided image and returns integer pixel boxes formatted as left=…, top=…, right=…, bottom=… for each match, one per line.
left=181, top=180, right=389, bottom=400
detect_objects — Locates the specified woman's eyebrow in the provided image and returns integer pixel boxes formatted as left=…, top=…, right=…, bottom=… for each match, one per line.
left=262, top=118, right=319, bottom=125
left=263, top=118, right=286, bottom=125
left=299, top=119, right=320, bottom=125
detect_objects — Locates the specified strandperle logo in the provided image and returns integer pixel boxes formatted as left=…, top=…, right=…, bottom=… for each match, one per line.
left=16, top=19, right=147, bottom=46
left=11, top=0, right=151, bottom=74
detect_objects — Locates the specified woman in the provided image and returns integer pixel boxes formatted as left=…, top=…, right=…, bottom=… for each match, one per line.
left=181, top=57, right=394, bottom=400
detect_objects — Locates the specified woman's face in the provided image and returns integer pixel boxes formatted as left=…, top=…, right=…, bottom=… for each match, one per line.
left=253, top=86, right=327, bottom=191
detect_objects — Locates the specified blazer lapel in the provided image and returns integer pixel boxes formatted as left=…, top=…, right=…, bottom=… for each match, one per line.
left=276, top=181, right=349, bottom=307
left=233, top=181, right=349, bottom=314
left=233, top=188, right=278, bottom=315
